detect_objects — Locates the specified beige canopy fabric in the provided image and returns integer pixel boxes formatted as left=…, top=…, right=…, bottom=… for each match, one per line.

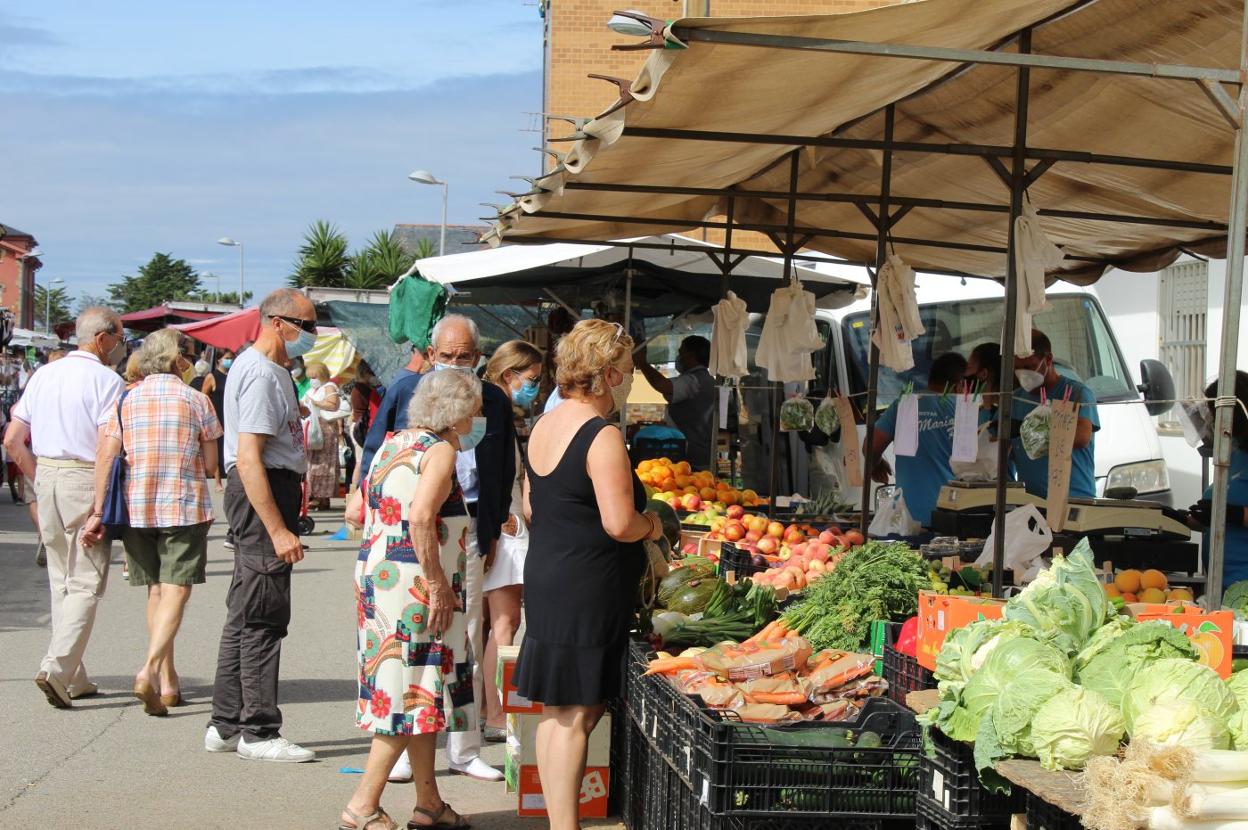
left=488, top=0, right=1243, bottom=284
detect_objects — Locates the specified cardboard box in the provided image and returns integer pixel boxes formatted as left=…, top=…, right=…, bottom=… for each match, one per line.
left=495, top=645, right=542, bottom=714
left=506, top=712, right=612, bottom=767
left=517, top=765, right=610, bottom=819
left=1126, top=603, right=1233, bottom=678
left=916, top=590, right=1006, bottom=671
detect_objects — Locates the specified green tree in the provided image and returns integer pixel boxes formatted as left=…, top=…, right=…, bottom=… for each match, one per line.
left=74, top=293, right=112, bottom=315
left=33, top=283, right=72, bottom=330
left=107, top=253, right=202, bottom=314
left=345, top=229, right=418, bottom=290
left=290, top=220, right=350, bottom=288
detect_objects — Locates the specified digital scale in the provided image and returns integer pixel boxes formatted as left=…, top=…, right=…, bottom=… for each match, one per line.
left=929, top=481, right=1042, bottom=538
left=1057, top=497, right=1191, bottom=540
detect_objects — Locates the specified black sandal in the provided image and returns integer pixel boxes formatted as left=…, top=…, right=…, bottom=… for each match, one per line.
left=407, top=803, right=470, bottom=829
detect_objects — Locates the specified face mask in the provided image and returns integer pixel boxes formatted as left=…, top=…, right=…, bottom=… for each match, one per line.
left=434, top=362, right=472, bottom=373
left=310, top=379, right=323, bottom=389
left=609, top=369, right=633, bottom=412
left=457, top=416, right=487, bottom=451
left=221, top=358, right=233, bottom=370
left=284, top=328, right=316, bottom=359
left=107, top=340, right=126, bottom=368
left=1015, top=369, right=1045, bottom=392
left=511, top=376, right=540, bottom=408
left=180, top=362, right=196, bottom=384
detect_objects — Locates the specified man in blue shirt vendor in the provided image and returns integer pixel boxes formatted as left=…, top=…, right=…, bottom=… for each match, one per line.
left=1189, top=371, right=1248, bottom=590
left=866, top=352, right=967, bottom=528
left=1010, top=329, right=1099, bottom=499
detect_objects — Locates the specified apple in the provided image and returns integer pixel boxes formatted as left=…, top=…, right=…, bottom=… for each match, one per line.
left=682, top=494, right=702, bottom=511
left=705, top=553, right=719, bottom=564
left=777, top=547, right=792, bottom=561
left=749, top=515, right=769, bottom=534
left=784, top=527, right=806, bottom=546
left=757, top=537, right=779, bottom=555
left=818, top=530, right=839, bottom=546
left=767, top=521, right=785, bottom=539
left=682, top=542, right=698, bottom=555
left=808, top=559, right=826, bottom=574
left=723, top=521, right=745, bottom=542
left=745, top=529, right=762, bottom=544
left=726, top=504, right=745, bottom=520
left=843, top=529, right=865, bottom=547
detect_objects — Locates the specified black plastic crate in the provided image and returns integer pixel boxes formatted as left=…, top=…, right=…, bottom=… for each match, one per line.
left=915, top=793, right=1015, bottom=830
left=882, top=643, right=934, bottom=705
left=920, top=728, right=1026, bottom=824
left=1026, top=793, right=1084, bottom=830
left=718, top=543, right=767, bottom=577
left=687, top=695, right=922, bottom=818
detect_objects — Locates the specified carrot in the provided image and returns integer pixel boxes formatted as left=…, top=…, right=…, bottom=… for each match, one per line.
left=748, top=691, right=808, bottom=706
left=643, top=656, right=698, bottom=676
left=744, top=620, right=782, bottom=645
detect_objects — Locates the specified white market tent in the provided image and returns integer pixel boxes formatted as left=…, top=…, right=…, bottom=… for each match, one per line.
left=483, top=0, right=1248, bottom=603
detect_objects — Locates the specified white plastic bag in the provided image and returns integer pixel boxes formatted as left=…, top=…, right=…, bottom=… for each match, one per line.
left=951, top=423, right=999, bottom=481
left=973, top=504, right=1052, bottom=573
left=304, top=412, right=324, bottom=451
left=869, top=488, right=922, bottom=538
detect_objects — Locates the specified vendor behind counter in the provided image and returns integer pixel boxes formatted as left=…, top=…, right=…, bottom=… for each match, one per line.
left=636, top=335, right=717, bottom=471
left=1190, top=370, right=1248, bottom=590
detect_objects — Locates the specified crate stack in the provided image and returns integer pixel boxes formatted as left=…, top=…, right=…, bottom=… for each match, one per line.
left=915, top=728, right=1026, bottom=830
left=615, top=638, right=925, bottom=830
left=496, top=645, right=612, bottom=820
left=872, top=620, right=936, bottom=706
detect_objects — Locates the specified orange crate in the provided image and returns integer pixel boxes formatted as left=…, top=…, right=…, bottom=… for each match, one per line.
left=517, top=765, right=609, bottom=818
left=915, top=590, right=1006, bottom=671
left=1127, top=603, right=1233, bottom=678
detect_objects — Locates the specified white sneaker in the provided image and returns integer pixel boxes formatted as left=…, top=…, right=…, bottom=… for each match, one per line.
left=204, top=726, right=240, bottom=753
left=388, top=751, right=412, bottom=783
left=449, top=756, right=503, bottom=781
left=236, top=735, right=316, bottom=763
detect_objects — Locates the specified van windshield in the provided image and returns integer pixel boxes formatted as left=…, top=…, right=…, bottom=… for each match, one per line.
left=842, top=295, right=1136, bottom=409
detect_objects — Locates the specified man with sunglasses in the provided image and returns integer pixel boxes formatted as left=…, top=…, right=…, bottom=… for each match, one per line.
left=206, top=288, right=318, bottom=763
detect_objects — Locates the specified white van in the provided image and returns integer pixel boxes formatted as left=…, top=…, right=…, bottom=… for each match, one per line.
left=643, top=272, right=1176, bottom=506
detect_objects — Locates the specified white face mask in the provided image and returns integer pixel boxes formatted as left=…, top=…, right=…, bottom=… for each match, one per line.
left=1015, top=369, right=1046, bottom=392
left=609, top=368, right=633, bottom=412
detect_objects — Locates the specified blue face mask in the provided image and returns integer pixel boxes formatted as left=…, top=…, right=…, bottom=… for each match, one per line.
left=458, top=416, right=487, bottom=451
left=221, top=358, right=233, bottom=369
left=285, top=329, right=316, bottom=359
left=512, top=377, right=540, bottom=408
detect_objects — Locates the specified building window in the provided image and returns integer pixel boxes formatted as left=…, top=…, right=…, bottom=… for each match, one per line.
left=1156, top=259, right=1208, bottom=430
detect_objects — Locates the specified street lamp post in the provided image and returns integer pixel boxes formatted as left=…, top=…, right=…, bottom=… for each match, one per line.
left=217, top=238, right=244, bottom=306
left=44, top=276, right=64, bottom=335
left=408, top=170, right=448, bottom=257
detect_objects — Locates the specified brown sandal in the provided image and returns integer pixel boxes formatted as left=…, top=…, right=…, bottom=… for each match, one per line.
left=407, top=803, right=470, bottom=829
left=132, top=679, right=168, bottom=717
left=339, top=806, right=398, bottom=830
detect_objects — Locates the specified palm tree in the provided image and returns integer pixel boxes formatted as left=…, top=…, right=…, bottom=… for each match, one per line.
left=290, top=220, right=350, bottom=287
left=345, top=229, right=420, bottom=290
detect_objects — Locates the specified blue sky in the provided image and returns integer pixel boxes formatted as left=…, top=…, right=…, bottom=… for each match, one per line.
left=0, top=1, right=545, bottom=303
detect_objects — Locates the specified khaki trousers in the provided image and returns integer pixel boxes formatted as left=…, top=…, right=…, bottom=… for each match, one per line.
left=35, top=460, right=109, bottom=693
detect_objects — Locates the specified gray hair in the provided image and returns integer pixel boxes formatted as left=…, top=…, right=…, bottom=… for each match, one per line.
left=430, top=314, right=479, bottom=351
left=406, top=368, right=482, bottom=433
left=259, top=287, right=310, bottom=320
left=135, top=328, right=190, bottom=378
left=76, top=306, right=121, bottom=342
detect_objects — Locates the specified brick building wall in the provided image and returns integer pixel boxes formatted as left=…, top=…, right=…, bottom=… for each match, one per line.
left=543, top=0, right=901, bottom=251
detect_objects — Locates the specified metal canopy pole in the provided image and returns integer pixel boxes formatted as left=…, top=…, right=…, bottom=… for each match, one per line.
left=860, top=105, right=896, bottom=533
left=991, top=30, right=1034, bottom=599
left=768, top=151, right=801, bottom=518
left=1206, top=0, right=1248, bottom=609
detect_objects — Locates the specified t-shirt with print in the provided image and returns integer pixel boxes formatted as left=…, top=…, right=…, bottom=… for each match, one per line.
left=875, top=395, right=957, bottom=527
left=1010, top=376, right=1099, bottom=499
left=223, top=346, right=307, bottom=475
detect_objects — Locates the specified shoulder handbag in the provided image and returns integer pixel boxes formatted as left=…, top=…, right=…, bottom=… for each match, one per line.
left=101, top=390, right=131, bottom=541
left=321, top=385, right=352, bottom=422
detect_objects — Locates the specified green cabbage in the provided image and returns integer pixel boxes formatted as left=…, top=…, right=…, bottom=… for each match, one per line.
left=1228, top=668, right=1248, bottom=705
left=1075, top=621, right=1200, bottom=710
left=973, top=669, right=1071, bottom=775
left=934, top=619, right=1037, bottom=694
left=1003, top=540, right=1110, bottom=656
left=1121, top=658, right=1239, bottom=732
left=1133, top=701, right=1231, bottom=750
left=1224, top=671, right=1248, bottom=748
left=1030, top=686, right=1125, bottom=771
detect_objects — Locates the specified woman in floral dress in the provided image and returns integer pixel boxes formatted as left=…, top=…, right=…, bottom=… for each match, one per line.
left=340, top=368, right=481, bottom=830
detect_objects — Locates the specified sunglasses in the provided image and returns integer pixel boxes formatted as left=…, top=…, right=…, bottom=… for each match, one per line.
left=274, top=315, right=317, bottom=334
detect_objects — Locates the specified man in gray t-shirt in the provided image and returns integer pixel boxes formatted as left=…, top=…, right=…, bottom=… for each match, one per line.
left=207, top=288, right=319, bottom=764
left=223, top=345, right=307, bottom=475
left=637, top=335, right=718, bottom=471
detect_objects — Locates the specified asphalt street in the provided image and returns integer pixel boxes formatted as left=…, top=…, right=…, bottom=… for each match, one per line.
left=0, top=491, right=622, bottom=829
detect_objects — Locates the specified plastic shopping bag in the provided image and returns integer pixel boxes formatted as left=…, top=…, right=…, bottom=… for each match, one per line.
left=304, top=412, right=324, bottom=451
left=1020, top=403, right=1051, bottom=460
left=814, top=396, right=840, bottom=436
left=779, top=396, right=814, bottom=432
left=868, top=487, right=921, bottom=538
left=973, top=504, right=1052, bottom=573
left=951, top=423, right=999, bottom=481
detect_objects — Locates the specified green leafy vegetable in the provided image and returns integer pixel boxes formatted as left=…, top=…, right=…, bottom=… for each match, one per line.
left=973, top=669, right=1070, bottom=774
left=1121, top=658, right=1238, bottom=733
left=780, top=541, right=928, bottom=652
left=1075, top=620, right=1199, bottom=710
left=1020, top=403, right=1051, bottom=460
left=934, top=619, right=1040, bottom=696
left=1002, top=540, right=1110, bottom=655
left=1029, top=686, right=1125, bottom=771
left=1133, top=700, right=1231, bottom=750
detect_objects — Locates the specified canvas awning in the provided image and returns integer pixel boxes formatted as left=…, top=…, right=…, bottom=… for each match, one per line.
left=489, top=0, right=1244, bottom=284
left=120, top=304, right=221, bottom=333
left=415, top=234, right=866, bottom=313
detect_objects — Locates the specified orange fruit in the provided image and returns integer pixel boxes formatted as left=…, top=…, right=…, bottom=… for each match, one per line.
left=1140, top=569, right=1168, bottom=591
left=1103, top=584, right=1121, bottom=598
left=742, top=489, right=758, bottom=503
left=721, top=491, right=738, bottom=506
left=1167, top=587, right=1194, bottom=602
left=700, top=487, right=717, bottom=501
left=675, top=475, right=693, bottom=489
left=1139, top=587, right=1167, bottom=604
left=1120, top=592, right=1138, bottom=603
left=1114, top=569, right=1142, bottom=594
left=675, top=461, right=691, bottom=475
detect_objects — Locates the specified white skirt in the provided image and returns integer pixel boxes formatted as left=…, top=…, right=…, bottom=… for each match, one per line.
left=484, top=517, right=528, bottom=592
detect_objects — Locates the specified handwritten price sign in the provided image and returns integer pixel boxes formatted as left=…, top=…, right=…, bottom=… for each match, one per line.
left=1046, top=400, right=1079, bottom=532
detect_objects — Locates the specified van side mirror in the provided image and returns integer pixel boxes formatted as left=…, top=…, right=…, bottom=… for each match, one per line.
left=1138, top=359, right=1175, bottom=417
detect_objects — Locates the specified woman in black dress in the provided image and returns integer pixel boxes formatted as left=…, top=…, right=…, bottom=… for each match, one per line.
left=519, top=319, right=664, bottom=830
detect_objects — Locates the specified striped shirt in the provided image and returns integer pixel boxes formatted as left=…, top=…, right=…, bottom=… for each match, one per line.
left=104, top=374, right=223, bottom=528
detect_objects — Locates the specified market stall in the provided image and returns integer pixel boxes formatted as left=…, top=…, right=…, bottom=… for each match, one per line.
left=479, top=0, right=1248, bottom=827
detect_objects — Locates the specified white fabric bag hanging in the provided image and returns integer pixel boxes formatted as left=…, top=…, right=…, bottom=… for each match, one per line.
left=869, top=488, right=921, bottom=538
left=710, top=290, right=749, bottom=379
left=756, top=279, right=824, bottom=383
left=1012, top=197, right=1065, bottom=357
left=871, top=253, right=925, bottom=372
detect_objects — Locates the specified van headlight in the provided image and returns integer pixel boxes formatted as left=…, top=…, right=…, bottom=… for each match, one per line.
left=1106, top=460, right=1169, bottom=494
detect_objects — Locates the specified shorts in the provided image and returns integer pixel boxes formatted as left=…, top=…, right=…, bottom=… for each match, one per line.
left=483, top=516, right=528, bottom=593
left=123, top=523, right=211, bottom=587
